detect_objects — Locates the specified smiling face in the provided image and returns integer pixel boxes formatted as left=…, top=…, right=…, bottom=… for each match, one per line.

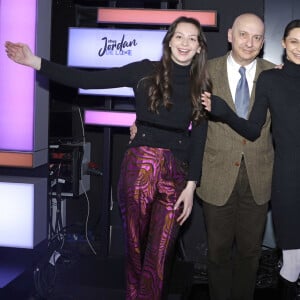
left=169, top=22, right=201, bottom=66
left=282, top=27, right=300, bottom=65
left=228, top=14, right=265, bottom=66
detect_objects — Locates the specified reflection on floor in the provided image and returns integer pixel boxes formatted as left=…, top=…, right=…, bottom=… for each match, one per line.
left=0, top=240, right=287, bottom=300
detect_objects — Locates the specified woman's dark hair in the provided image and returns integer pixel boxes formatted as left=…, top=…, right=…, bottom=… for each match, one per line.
left=283, top=19, right=300, bottom=39
left=147, top=16, right=212, bottom=124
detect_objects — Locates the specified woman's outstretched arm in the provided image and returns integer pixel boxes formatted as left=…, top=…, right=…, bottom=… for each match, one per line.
left=5, top=41, right=149, bottom=90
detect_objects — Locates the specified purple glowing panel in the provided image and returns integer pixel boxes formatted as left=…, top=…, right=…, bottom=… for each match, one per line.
left=84, top=110, right=192, bottom=129
left=0, top=0, right=36, bottom=151
left=85, top=110, right=136, bottom=127
left=79, top=87, right=134, bottom=97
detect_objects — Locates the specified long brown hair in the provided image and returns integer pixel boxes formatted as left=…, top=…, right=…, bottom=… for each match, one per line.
left=147, top=16, right=212, bottom=124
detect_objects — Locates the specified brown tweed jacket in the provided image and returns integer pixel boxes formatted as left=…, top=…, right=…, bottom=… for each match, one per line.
left=197, top=53, right=275, bottom=206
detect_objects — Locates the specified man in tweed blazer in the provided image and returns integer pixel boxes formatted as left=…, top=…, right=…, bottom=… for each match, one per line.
left=197, top=13, right=274, bottom=300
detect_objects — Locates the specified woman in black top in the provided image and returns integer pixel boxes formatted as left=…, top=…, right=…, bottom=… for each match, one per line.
left=202, top=19, right=300, bottom=300
left=5, top=16, right=211, bottom=300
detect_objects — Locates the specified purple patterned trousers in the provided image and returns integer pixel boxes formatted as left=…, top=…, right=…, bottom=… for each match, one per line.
left=118, top=146, right=187, bottom=300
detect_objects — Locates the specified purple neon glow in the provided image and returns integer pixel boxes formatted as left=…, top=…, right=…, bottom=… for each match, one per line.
left=85, top=110, right=136, bottom=127
left=0, top=0, right=36, bottom=151
left=84, top=110, right=192, bottom=129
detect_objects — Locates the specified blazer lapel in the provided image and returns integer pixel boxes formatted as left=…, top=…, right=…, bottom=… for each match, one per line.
left=212, top=55, right=237, bottom=113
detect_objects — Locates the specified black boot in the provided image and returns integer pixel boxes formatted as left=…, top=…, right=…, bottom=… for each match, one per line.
left=278, top=275, right=298, bottom=300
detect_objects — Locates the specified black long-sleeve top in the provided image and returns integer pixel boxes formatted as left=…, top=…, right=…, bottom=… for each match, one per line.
left=40, top=59, right=207, bottom=181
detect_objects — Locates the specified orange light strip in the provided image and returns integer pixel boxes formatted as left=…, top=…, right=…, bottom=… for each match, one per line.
left=97, top=8, right=217, bottom=27
left=0, top=152, right=33, bottom=168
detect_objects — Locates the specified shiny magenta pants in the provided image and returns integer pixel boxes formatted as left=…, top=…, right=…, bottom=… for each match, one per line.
left=118, top=146, right=187, bottom=300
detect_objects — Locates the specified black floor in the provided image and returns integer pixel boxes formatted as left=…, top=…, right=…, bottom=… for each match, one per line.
left=0, top=241, right=285, bottom=300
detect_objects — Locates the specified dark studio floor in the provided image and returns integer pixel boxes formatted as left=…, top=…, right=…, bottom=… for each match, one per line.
left=0, top=240, right=292, bottom=300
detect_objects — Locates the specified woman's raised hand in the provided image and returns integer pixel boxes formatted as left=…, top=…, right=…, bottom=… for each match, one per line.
left=5, top=41, right=42, bottom=70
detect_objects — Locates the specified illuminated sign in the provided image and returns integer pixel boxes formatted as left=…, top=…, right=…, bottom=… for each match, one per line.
left=68, top=28, right=166, bottom=97
left=97, top=8, right=218, bottom=27
left=79, top=87, right=134, bottom=97
left=85, top=110, right=136, bottom=127
left=68, top=28, right=165, bottom=68
left=84, top=110, right=192, bottom=129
